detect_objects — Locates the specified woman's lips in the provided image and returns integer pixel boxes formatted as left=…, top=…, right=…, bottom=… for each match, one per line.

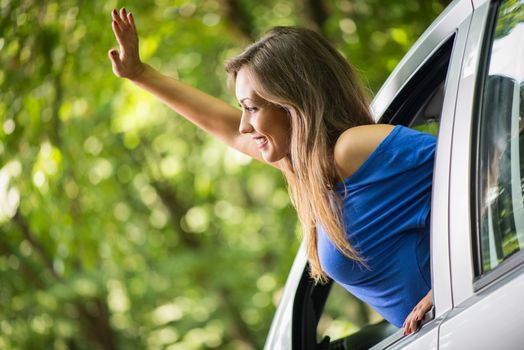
left=255, top=137, right=268, bottom=149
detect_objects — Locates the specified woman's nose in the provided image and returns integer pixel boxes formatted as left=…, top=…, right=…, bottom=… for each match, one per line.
left=238, top=112, right=254, bottom=134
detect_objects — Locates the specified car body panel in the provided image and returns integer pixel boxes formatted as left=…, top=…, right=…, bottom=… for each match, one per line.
left=387, top=325, right=439, bottom=350
left=429, top=5, right=473, bottom=319
left=447, top=0, right=491, bottom=307
left=439, top=264, right=524, bottom=349
left=471, top=0, right=490, bottom=10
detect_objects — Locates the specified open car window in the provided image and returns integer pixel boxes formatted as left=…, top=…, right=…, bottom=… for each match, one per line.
left=291, top=34, right=456, bottom=350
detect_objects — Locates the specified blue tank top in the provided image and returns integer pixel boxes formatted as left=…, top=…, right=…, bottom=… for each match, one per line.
left=317, top=125, right=436, bottom=328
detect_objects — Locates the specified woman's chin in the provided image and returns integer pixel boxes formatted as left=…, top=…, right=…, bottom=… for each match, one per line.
left=262, top=151, right=286, bottom=164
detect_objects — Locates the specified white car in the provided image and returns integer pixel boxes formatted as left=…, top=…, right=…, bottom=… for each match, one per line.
left=264, top=0, right=524, bottom=348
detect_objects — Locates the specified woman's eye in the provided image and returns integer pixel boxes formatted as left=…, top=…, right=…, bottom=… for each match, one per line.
left=245, top=107, right=257, bottom=113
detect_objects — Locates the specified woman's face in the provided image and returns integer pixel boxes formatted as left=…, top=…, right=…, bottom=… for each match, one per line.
left=235, top=68, right=291, bottom=163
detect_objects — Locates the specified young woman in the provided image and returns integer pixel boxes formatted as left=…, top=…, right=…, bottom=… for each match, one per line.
left=108, top=8, right=434, bottom=336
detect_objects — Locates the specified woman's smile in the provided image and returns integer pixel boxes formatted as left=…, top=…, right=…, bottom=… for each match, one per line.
left=254, top=136, right=268, bottom=148
left=236, top=67, right=291, bottom=162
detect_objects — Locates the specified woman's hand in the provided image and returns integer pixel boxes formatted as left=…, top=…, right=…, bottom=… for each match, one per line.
left=403, top=290, right=433, bottom=336
left=108, top=8, right=145, bottom=80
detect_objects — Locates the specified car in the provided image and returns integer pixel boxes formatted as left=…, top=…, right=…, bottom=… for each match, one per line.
left=263, top=0, right=524, bottom=348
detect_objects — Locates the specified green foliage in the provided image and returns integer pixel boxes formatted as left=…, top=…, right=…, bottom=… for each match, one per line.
left=0, top=0, right=448, bottom=348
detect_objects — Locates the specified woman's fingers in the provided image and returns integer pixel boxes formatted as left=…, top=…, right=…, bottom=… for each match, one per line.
left=406, top=319, right=413, bottom=335
left=403, top=307, right=422, bottom=335
left=403, top=291, right=433, bottom=335
left=112, top=19, right=121, bottom=35
left=112, top=9, right=125, bottom=28
left=112, top=20, right=126, bottom=52
left=108, top=49, right=119, bottom=64
left=111, top=8, right=136, bottom=37
left=128, top=12, right=136, bottom=33
left=120, top=8, right=129, bottom=26
left=403, top=313, right=411, bottom=335
left=109, top=8, right=143, bottom=79
left=111, top=9, right=137, bottom=54
left=410, top=317, right=418, bottom=333
left=108, top=49, right=123, bottom=75
left=405, top=314, right=416, bottom=334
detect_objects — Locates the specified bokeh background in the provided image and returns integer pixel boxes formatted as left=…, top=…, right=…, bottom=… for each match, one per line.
left=1, top=0, right=450, bottom=349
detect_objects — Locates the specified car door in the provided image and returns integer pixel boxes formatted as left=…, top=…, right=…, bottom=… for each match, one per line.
left=439, top=0, right=524, bottom=348
left=263, top=1, right=473, bottom=349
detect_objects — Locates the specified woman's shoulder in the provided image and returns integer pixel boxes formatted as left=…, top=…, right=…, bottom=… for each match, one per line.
left=334, top=124, right=396, bottom=180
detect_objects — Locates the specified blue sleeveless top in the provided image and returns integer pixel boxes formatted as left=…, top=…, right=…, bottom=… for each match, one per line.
left=317, top=125, right=436, bottom=328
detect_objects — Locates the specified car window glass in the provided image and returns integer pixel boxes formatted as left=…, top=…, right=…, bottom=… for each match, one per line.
left=410, top=83, right=444, bottom=136
left=476, top=0, right=524, bottom=275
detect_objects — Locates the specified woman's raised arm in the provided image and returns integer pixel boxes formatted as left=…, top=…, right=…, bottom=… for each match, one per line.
left=108, top=8, right=280, bottom=169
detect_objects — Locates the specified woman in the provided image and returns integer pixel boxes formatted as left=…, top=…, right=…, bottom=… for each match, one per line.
left=108, top=8, right=434, bottom=336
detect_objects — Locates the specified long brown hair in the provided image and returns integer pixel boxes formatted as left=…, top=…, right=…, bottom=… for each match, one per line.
left=226, top=27, right=375, bottom=283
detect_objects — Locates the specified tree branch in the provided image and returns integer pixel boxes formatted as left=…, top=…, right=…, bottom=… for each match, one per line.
left=123, top=139, right=202, bottom=248
left=219, top=0, right=256, bottom=41
left=150, top=180, right=201, bottom=248
left=12, top=211, right=59, bottom=280
left=50, top=72, right=63, bottom=147
left=75, top=297, right=117, bottom=350
left=301, top=0, right=329, bottom=35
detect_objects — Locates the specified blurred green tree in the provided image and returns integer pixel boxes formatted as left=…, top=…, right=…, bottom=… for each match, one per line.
left=0, top=0, right=449, bottom=348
